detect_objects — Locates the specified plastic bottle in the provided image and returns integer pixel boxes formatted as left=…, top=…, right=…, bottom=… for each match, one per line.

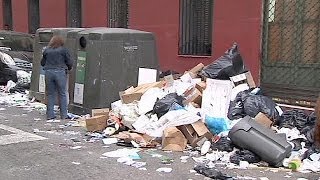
left=288, top=157, right=301, bottom=171
left=200, top=140, right=211, bottom=155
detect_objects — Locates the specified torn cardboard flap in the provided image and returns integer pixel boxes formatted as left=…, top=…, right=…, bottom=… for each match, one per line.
left=86, top=115, right=108, bottom=132
left=162, top=127, right=187, bottom=152
left=254, top=112, right=273, bottom=128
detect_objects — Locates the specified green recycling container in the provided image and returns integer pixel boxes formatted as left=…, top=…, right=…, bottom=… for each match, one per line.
left=69, top=28, right=159, bottom=114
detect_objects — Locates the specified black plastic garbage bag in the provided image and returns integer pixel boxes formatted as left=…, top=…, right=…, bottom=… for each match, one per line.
left=229, top=149, right=261, bottom=165
left=227, top=100, right=245, bottom=120
left=278, top=110, right=316, bottom=131
left=9, top=85, right=27, bottom=93
left=211, top=137, right=235, bottom=152
left=152, top=93, right=185, bottom=118
left=232, top=90, right=280, bottom=122
left=200, top=43, right=246, bottom=80
left=194, top=165, right=233, bottom=180
left=303, top=145, right=320, bottom=160
left=159, top=70, right=180, bottom=79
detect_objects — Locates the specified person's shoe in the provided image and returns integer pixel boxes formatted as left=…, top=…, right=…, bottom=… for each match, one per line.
left=46, top=116, right=56, bottom=120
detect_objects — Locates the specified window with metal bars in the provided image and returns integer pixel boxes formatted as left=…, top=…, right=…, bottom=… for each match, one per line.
left=2, top=0, right=12, bottom=30
left=28, top=0, right=40, bottom=34
left=67, top=0, right=82, bottom=28
left=108, top=0, right=129, bottom=28
left=179, top=0, right=213, bottom=56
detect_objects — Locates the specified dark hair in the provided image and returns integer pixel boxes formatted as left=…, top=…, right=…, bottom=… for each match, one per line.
left=48, top=35, right=65, bottom=48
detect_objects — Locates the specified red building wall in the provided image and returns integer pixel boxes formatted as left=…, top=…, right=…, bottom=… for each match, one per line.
left=39, top=0, right=67, bottom=28
left=0, top=1, right=3, bottom=28
left=12, top=0, right=28, bottom=33
left=130, top=0, right=263, bottom=83
left=1, top=0, right=263, bottom=83
left=82, top=0, right=107, bottom=27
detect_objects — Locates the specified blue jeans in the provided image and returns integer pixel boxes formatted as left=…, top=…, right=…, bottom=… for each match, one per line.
left=45, top=69, right=68, bottom=119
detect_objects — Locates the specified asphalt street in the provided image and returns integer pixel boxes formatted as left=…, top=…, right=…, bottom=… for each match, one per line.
left=0, top=104, right=319, bottom=180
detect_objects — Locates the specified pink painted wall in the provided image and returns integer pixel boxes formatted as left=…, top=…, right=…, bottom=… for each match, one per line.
left=82, top=0, right=107, bottom=27
left=40, top=0, right=67, bottom=28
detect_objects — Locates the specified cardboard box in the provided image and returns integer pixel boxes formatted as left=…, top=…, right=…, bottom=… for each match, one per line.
left=162, top=127, right=187, bottom=152
left=119, top=81, right=165, bottom=104
left=177, top=120, right=214, bottom=147
left=86, top=115, right=108, bottom=132
left=254, top=112, right=273, bottom=128
left=196, top=81, right=206, bottom=93
left=91, top=108, right=110, bottom=117
left=185, top=63, right=205, bottom=78
left=230, top=71, right=256, bottom=88
left=183, top=88, right=202, bottom=106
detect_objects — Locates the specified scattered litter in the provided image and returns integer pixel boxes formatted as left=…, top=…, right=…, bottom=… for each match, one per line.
left=236, top=176, right=256, bottom=180
left=46, top=119, right=61, bottom=123
left=156, top=167, right=172, bottom=173
left=239, top=161, right=250, bottom=169
left=117, top=157, right=146, bottom=169
left=70, top=146, right=82, bottom=150
left=229, top=149, right=261, bottom=165
left=102, top=148, right=141, bottom=160
left=180, top=156, right=189, bottom=163
left=259, top=177, right=269, bottom=180
left=33, top=129, right=40, bottom=133
left=200, top=140, right=211, bottom=155
left=102, top=138, right=118, bottom=145
left=0, top=108, right=6, bottom=111
left=71, top=162, right=81, bottom=165
left=194, top=165, right=233, bottom=179
left=33, top=118, right=41, bottom=121
left=189, top=169, right=196, bottom=173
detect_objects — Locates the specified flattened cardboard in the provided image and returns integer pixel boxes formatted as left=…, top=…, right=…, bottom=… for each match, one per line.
left=201, top=79, right=233, bottom=119
left=162, top=127, right=187, bottom=152
left=254, top=112, right=273, bottom=128
left=91, top=108, right=110, bottom=117
left=86, top=115, right=107, bottom=132
left=119, top=81, right=165, bottom=104
left=138, top=68, right=157, bottom=85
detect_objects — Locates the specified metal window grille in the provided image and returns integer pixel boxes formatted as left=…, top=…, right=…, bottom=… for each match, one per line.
left=262, top=0, right=320, bottom=107
left=3, top=0, right=12, bottom=30
left=108, top=0, right=129, bottom=28
left=28, top=0, right=40, bottom=34
left=179, top=0, right=213, bottom=56
left=67, top=0, right=82, bottom=28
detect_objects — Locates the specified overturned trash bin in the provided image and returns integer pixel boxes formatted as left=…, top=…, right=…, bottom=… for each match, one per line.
left=228, top=116, right=292, bottom=166
left=69, top=28, right=159, bottom=114
left=30, top=28, right=85, bottom=103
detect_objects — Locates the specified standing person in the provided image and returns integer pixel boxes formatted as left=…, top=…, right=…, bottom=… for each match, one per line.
left=41, top=36, right=73, bottom=120
left=315, top=95, right=320, bottom=148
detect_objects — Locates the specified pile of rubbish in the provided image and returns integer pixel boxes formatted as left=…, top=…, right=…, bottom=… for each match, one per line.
left=1, top=43, right=318, bottom=178
left=79, top=43, right=319, bottom=177
left=0, top=70, right=31, bottom=94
